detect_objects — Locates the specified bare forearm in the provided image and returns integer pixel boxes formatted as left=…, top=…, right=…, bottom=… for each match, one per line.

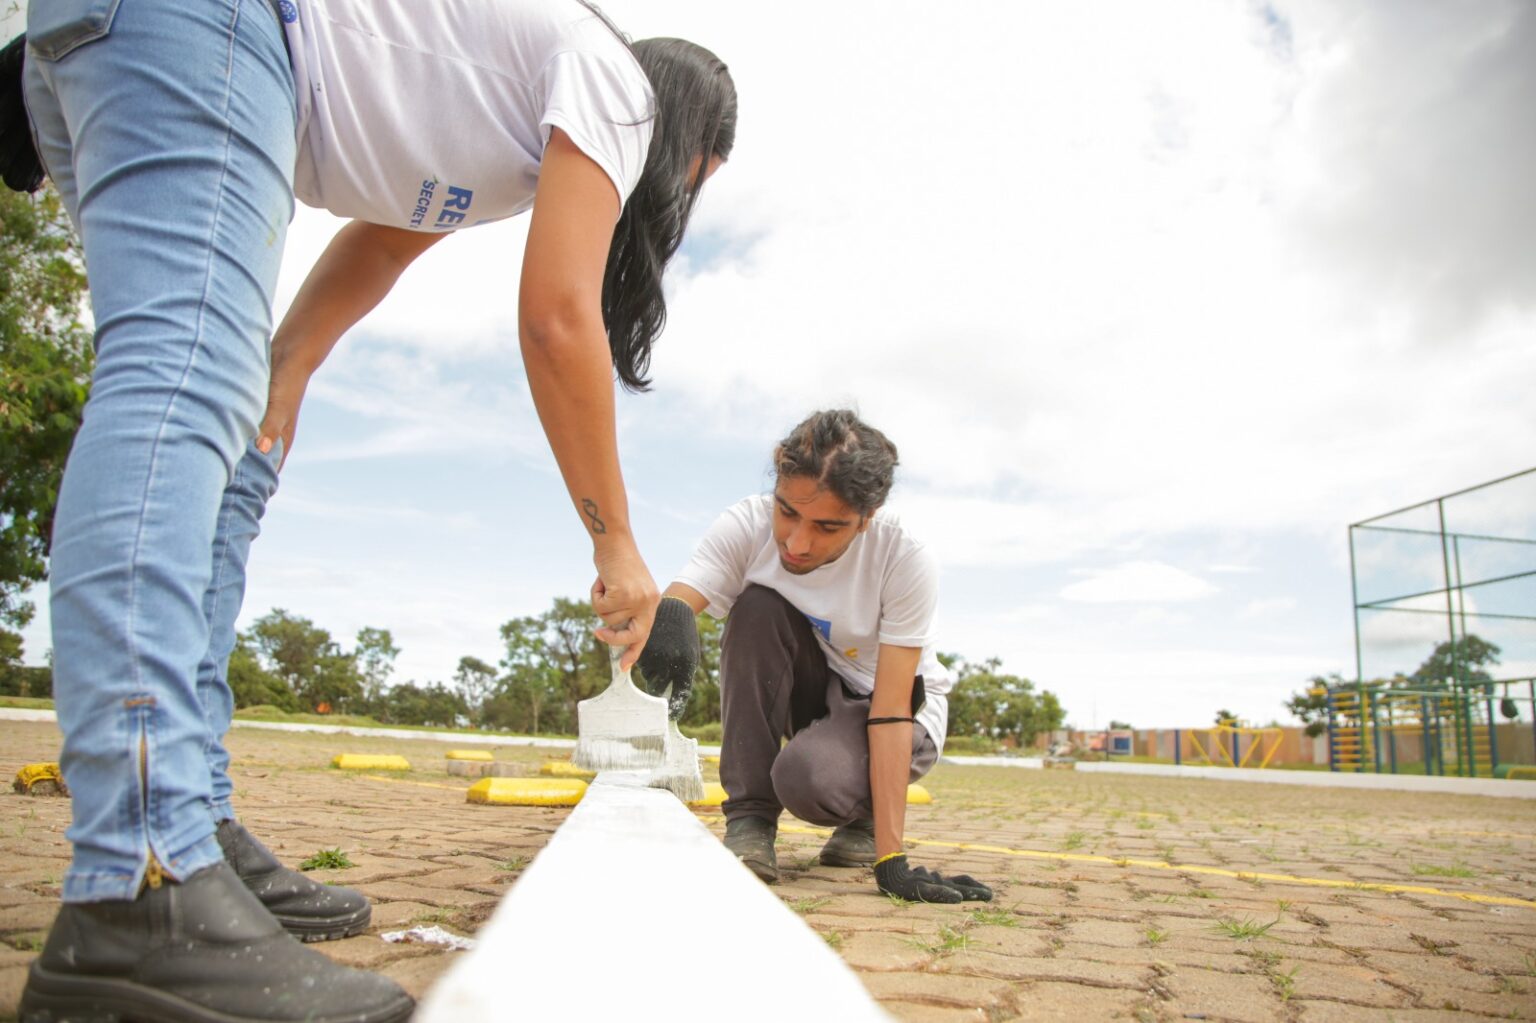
left=869, top=643, right=922, bottom=859
left=520, top=317, right=632, bottom=545
left=870, top=723, right=912, bottom=859
left=274, top=222, right=438, bottom=375
left=516, top=127, right=656, bottom=660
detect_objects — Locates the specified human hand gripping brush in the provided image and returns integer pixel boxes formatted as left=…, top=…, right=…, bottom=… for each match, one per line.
left=573, top=639, right=669, bottom=771
left=636, top=596, right=704, bottom=801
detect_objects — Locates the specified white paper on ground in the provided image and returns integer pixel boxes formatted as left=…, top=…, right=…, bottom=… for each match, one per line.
left=415, top=771, right=890, bottom=1022
left=380, top=925, right=476, bottom=951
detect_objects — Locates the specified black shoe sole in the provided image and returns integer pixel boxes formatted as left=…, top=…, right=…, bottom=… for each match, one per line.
left=275, top=904, right=372, bottom=943
left=739, top=857, right=779, bottom=884
left=20, top=963, right=414, bottom=1023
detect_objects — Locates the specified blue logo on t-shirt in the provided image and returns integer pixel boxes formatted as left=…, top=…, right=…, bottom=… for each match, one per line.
left=278, top=0, right=298, bottom=23
left=803, top=614, right=832, bottom=641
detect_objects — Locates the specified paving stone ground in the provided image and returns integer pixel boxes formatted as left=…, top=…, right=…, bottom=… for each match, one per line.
left=2, top=719, right=1535, bottom=1021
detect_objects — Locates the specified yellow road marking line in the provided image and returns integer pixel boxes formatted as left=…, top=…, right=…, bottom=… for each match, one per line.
left=358, top=773, right=470, bottom=792
left=711, top=818, right=1536, bottom=910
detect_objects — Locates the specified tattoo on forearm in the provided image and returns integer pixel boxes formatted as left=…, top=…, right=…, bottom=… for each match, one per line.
left=581, top=498, right=607, bottom=534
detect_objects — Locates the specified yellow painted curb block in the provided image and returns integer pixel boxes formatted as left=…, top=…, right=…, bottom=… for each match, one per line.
left=13, top=763, right=68, bottom=797
left=467, top=778, right=587, bottom=806
left=687, top=782, right=729, bottom=807
left=332, top=754, right=411, bottom=771
left=540, top=761, right=596, bottom=780
left=446, top=750, right=494, bottom=762
left=907, top=784, right=933, bottom=805
left=703, top=755, right=720, bottom=765
left=1506, top=766, right=1536, bottom=781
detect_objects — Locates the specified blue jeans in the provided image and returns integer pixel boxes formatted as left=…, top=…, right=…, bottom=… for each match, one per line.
left=24, top=0, right=295, bottom=902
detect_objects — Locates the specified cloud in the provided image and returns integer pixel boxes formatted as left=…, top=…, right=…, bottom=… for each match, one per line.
left=1061, top=561, right=1219, bottom=604
left=265, top=0, right=1532, bottom=559
left=1240, top=596, right=1298, bottom=619
left=1279, top=1, right=1536, bottom=340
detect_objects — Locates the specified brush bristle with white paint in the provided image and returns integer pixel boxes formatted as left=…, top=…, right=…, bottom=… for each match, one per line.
left=648, top=718, right=704, bottom=802
left=572, top=643, right=668, bottom=772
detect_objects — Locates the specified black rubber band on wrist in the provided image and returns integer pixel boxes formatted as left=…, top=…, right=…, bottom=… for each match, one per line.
left=866, top=716, right=916, bottom=726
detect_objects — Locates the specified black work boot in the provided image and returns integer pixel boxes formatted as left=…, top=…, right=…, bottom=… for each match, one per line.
left=19, top=861, right=413, bottom=1023
left=218, top=818, right=371, bottom=942
left=818, top=818, right=876, bottom=867
left=723, top=815, right=779, bottom=883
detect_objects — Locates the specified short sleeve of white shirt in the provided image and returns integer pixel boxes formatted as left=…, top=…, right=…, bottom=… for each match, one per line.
left=878, top=544, right=940, bottom=648
left=675, top=501, right=762, bottom=618
left=540, top=49, right=655, bottom=205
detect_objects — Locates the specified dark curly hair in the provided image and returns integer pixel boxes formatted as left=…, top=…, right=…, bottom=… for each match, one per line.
left=774, top=410, right=899, bottom=517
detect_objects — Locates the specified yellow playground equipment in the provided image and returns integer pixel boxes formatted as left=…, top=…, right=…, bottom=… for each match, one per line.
left=1183, top=723, right=1284, bottom=769
left=1320, top=680, right=1523, bottom=777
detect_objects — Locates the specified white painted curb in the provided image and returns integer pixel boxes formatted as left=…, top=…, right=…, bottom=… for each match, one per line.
left=940, top=754, right=1536, bottom=798
left=229, top=719, right=577, bottom=748
left=416, top=771, right=889, bottom=1022
left=1071, top=761, right=1536, bottom=798
left=942, top=756, right=1043, bottom=769
left=0, top=709, right=56, bottom=723
left=0, top=708, right=724, bottom=756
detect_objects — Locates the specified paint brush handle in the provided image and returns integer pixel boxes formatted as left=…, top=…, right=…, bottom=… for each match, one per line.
left=607, top=627, right=632, bottom=684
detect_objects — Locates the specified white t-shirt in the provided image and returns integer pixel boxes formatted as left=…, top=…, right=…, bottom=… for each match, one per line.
left=280, top=0, right=654, bottom=230
left=676, top=495, right=953, bottom=750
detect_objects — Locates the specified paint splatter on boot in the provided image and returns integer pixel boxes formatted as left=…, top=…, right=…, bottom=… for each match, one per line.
left=218, top=819, right=371, bottom=942
left=19, top=862, right=412, bottom=1023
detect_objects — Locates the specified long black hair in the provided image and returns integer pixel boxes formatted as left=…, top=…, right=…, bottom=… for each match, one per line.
left=603, top=36, right=736, bottom=392
left=1, top=34, right=45, bottom=193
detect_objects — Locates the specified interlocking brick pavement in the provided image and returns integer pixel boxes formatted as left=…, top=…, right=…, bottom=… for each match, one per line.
left=3, top=719, right=1535, bottom=1021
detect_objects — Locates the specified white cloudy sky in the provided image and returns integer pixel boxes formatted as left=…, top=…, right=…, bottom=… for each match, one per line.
left=11, top=1, right=1535, bottom=729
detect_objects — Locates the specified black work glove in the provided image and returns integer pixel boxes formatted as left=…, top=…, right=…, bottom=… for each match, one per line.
left=635, top=596, right=699, bottom=720
left=875, top=853, right=993, bottom=904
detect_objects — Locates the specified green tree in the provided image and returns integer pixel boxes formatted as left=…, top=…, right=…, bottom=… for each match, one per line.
left=1410, top=635, right=1501, bottom=685
left=946, top=656, right=1065, bottom=748
left=354, top=626, right=399, bottom=705
left=226, top=636, right=298, bottom=711
left=374, top=680, right=465, bottom=728
left=494, top=598, right=604, bottom=735
left=453, top=655, right=498, bottom=723
left=1283, top=674, right=1339, bottom=738
left=0, top=186, right=93, bottom=672
left=495, top=612, right=561, bottom=734
left=246, top=609, right=362, bottom=712
left=1214, top=709, right=1238, bottom=726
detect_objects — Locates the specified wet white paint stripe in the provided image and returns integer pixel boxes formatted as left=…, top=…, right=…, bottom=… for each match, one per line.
left=415, top=770, right=889, bottom=1022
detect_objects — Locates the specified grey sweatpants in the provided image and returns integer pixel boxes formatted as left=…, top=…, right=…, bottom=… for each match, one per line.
left=719, top=585, right=938, bottom=827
